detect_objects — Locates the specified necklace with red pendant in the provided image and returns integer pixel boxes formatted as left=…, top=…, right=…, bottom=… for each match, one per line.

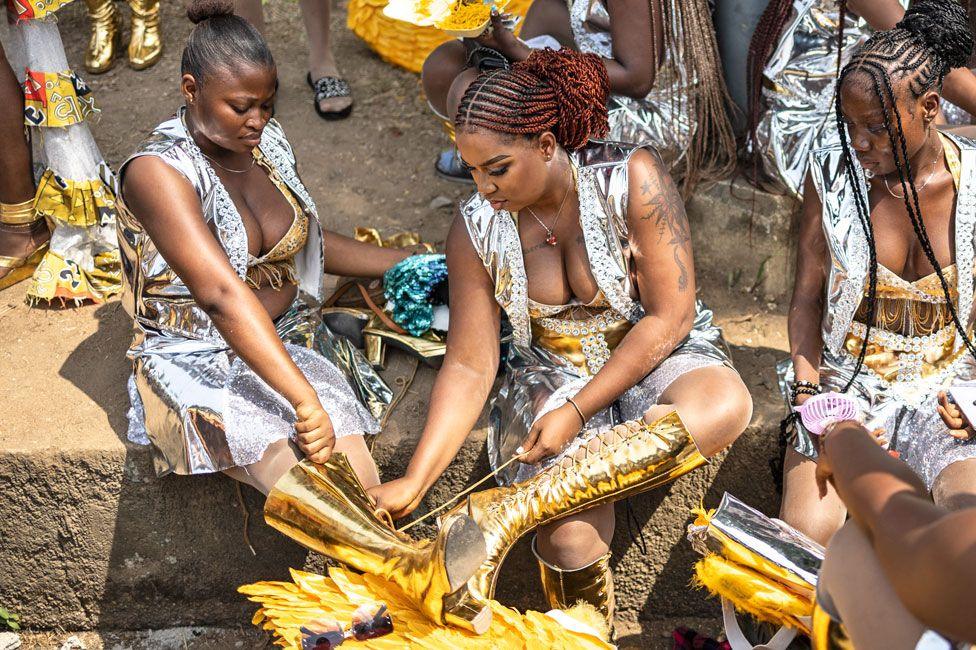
left=525, top=174, right=574, bottom=246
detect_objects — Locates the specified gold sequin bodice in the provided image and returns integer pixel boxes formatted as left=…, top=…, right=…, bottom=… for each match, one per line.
left=245, top=148, right=310, bottom=290
left=529, top=290, right=633, bottom=376
left=846, top=264, right=968, bottom=384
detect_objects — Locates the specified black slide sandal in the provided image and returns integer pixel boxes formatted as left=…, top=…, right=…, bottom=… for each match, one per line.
left=306, top=72, right=353, bottom=121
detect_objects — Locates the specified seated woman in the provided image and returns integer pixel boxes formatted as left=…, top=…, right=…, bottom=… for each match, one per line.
left=813, top=421, right=976, bottom=649
left=781, top=0, right=976, bottom=545
left=748, top=0, right=976, bottom=198
left=117, top=0, right=487, bottom=632
left=369, top=48, right=753, bottom=633
left=421, top=0, right=735, bottom=195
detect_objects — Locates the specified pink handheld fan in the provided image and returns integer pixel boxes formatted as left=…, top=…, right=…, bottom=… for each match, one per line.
left=795, top=392, right=860, bottom=435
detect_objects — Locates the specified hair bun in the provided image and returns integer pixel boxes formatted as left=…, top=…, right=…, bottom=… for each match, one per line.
left=515, top=48, right=610, bottom=150
left=898, top=0, right=974, bottom=72
left=186, top=0, right=235, bottom=24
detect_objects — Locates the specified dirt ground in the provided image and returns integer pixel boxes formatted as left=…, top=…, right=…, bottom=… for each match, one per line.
left=0, top=1, right=792, bottom=647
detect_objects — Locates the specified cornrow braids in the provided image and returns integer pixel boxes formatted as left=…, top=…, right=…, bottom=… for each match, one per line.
left=834, top=0, right=976, bottom=390
left=456, top=48, right=609, bottom=151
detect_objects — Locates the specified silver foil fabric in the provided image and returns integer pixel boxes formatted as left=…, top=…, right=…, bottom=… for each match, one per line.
left=687, top=492, right=824, bottom=589
left=569, top=0, right=692, bottom=168
left=754, top=0, right=875, bottom=197
left=460, top=141, right=732, bottom=485
left=776, top=135, right=976, bottom=487
left=117, top=110, right=386, bottom=476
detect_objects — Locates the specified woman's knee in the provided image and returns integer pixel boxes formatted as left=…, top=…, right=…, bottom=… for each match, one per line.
left=780, top=450, right=846, bottom=545
left=536, top=506, right=615, bottom=569
left=932, top=458, right=976, bottom=511
left=421, top=41, right=467, bottom=113
left=653, top=367, right=753, bottom=456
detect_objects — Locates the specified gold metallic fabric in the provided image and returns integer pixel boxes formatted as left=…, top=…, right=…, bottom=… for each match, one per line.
left=83, top=0, right=120, bottom=74
left=126, top=0, right=162, bottom=70
left=264, top=456, right=490, bottom=632
left=534, top=538, right=615, bottom=633
left=440, top=411, right=705, bottom=608
left=530, top=307, right=633, bottom=377
left=0, top=199, right=39, bottom=226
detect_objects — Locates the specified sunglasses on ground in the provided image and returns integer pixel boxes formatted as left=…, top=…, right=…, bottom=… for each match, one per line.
left=300, top=602, right=394, bottom=650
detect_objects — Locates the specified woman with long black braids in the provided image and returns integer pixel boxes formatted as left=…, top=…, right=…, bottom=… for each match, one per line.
left=782, top=0, right=976, bottom=545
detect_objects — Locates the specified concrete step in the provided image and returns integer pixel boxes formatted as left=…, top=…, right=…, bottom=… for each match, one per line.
left=0, top=279, right=790, bottom=633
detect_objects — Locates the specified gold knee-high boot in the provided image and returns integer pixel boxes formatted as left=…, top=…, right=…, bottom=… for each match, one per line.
left=533, top=537, right=615, bottom=638
left=84, top=0, right=121, bottom=74
left=811, top=602, right=854, bottom=650
left=264, top=454, right=492, bottom=634
left=441, top=410, right=706, bottom=613
left=127, top=0, right=163, bottom=70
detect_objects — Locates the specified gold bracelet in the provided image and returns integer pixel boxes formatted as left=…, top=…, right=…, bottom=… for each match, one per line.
left=566, top=397, right=586, bottom=426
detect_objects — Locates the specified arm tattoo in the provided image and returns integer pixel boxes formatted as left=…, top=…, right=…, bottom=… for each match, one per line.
left=639, top=170, right=691, bottom=292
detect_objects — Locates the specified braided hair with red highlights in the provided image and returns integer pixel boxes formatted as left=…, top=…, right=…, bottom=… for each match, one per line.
left=455, top=48, right=610, bottom=151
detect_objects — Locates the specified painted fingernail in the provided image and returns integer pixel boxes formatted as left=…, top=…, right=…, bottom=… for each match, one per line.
left=516, top=446, right=524, bottom=454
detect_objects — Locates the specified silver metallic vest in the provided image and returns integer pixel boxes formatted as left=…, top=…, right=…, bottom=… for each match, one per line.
left=459, top=141, right=647, bottom=348
left=808, top=133, right=976, bottom=356
left=569, top=0, right=692, bottom=165
left=116, top=109, right=325, bottom=351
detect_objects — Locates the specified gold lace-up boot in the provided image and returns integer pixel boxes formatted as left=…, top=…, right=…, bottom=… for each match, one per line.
left=265, top=455, right=492, bottom=634
left=440, top=410, right=706, bottom=614
left=84, top=0, right=121, bottom=74
left=126, top=0, right=163, bottom=70
left=533, top=537, right=615, bottom=637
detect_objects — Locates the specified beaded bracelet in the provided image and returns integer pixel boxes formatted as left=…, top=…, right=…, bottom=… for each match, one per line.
left=790, top=380, right=822, bottom=405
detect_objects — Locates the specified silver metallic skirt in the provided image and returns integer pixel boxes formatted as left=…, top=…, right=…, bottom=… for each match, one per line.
left=126, top=301, right=380, bottom=476
left=777, top=349, right=976, bottom=488
left=488, top=303, right=732, bottom=485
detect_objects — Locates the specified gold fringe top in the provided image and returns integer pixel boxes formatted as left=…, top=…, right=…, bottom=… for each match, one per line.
left=245, top=149, right=310, bottom=291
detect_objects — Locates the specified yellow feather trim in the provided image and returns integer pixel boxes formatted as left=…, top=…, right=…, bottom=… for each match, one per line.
left=693, top=554, right=813, bottom=633
left=240, top=567, right=615, bottom=649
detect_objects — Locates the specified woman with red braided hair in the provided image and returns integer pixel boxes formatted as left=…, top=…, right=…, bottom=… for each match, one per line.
left=369, top=48, right=753, bottom=634
left=422, top=0, right=735, bottom=197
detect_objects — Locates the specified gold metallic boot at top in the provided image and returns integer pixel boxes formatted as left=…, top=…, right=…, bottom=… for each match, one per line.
left=127, top=0, right=163, bottom=70
left=84, top=0, right=121, bottom=74
left=440, top=410, right=706, bottom=611
left=811, top=602, right=854, bottom=650
left=264, top=455, right=492, bottom=634
left=533, top=537, right=615, bottom=638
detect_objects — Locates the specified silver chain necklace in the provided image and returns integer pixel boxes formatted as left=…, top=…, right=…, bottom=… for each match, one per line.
left=524, top=174, right=573, bottom=246
left=882, top=154, right=939, bottom=199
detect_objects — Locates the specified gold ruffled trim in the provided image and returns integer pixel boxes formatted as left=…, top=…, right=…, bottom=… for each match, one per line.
left=27, top=248, right=121, bottom=305
left=239, top=567, right=613, bottom=649
left=23, top=69, right=97, bottom=128
left=34, top=169, right=116, bottom=228
left=6, top=0, right=75, bottom=22
left=346, top=0, right=532, bottom=73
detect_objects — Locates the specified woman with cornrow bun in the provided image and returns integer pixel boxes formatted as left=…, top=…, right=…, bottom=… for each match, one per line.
left=369, top=48, right=753, bottom=634
left=749, top=0, right=976, bottom=198
left=116, top=0, right=492, bottom=632
left=781, top=0, right=976, bottom=546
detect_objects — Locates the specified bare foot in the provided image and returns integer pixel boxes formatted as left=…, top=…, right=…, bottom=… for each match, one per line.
left=0, top=219, right=50, bottom=280
left=309, top=52, right=352, bottom=115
